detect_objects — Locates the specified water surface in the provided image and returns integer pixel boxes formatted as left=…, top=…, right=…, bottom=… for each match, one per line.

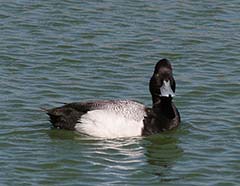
left=0, top=1, right=240, bottom=185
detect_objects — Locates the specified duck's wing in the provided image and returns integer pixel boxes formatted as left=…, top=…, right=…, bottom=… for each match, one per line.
left=45, top=100, right=147, bottom=130
left=62, top=100, right=147, bottom=122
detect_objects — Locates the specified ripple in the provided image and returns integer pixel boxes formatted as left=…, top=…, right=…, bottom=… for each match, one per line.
left=0, top=0, right=240, bottom=185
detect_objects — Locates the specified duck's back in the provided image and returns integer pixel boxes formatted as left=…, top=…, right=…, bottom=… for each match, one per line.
left=47, top=100, right=147, bottom=138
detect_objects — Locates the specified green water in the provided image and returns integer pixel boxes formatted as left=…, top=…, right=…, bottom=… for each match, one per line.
left=1, top=1, right=240, bottom=185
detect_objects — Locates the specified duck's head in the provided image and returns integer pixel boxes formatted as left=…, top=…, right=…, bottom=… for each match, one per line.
left=149, top=59, right=176, bottom=104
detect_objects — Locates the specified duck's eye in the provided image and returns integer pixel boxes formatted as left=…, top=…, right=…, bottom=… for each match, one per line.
left=155, top=74, right=159, bottom=77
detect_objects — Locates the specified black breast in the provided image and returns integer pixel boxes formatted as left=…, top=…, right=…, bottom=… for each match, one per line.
left=142, top=103, right=180, bottom=136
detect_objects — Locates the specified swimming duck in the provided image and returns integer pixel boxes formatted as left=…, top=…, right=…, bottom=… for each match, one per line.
left=45, top=59, right=180, bottom=138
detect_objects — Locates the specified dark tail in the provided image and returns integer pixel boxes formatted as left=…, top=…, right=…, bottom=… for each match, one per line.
left=42, top=106, right=84, bottom=130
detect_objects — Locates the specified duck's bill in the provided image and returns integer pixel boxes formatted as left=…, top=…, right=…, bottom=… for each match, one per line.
left=160, top=80, right=175, bottom=97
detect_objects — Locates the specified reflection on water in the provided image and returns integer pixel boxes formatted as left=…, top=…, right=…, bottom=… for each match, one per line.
left=47, top=128, right=80, bottom=140
left=47, top=128, right=183, bottom=183
left=143, top=132, right=183, bottom=183
left=144, top=133, right=182, bottom=168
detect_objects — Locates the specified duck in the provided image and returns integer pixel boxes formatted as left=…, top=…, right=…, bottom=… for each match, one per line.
left=44, top=58, right=180, bottom=138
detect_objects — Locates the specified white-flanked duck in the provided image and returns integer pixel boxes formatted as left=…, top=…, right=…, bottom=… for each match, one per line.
left=44, top=59, right=180, bottom=138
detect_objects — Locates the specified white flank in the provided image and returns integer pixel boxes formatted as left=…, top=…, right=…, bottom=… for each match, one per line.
left=75, top=110, right=144, bottom=138
left=160, top=80, right=175, bottom=97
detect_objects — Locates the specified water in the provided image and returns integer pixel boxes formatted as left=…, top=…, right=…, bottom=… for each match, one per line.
left=0, top=1, right=240, bottom=185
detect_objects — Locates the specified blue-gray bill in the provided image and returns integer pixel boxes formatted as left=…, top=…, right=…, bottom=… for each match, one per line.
left=160, top=80, right=175, bottom=97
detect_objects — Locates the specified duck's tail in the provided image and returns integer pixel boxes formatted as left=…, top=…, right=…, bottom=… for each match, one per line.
left=41, top=106, right=84, bottom=130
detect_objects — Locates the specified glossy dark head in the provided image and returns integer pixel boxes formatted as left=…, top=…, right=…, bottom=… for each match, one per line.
left=150, top=59, right=176, bottom=104
left=154, top=58, right=172, bottom=74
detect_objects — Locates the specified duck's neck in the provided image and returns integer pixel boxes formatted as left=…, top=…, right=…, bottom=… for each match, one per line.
left=152, top=97, right=175, bottom=120
left=151, top=94, right=160, bottom=105
left=143, top=97, right=177, bottom=135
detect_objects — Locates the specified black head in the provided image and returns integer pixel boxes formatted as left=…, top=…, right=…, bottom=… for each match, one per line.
left=149, top=59, right=176, bottom=104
